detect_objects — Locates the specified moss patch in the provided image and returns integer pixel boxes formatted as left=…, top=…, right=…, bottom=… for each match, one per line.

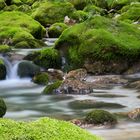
left=0, top=11, right=45, bottom=48
left=0, top=117, right=102, bottom=140
left=55, top=16, right=140, bottom=73
left=85, top=110, right=117, bottom=125
left=32, top=1, right=75, bottom=26
left=0, top=45, right=11, bottom=53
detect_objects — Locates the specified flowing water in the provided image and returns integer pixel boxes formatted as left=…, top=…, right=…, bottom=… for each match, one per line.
left=1, top=39, right=140, bottom=139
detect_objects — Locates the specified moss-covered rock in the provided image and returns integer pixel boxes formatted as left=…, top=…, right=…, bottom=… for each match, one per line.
left=83, top=5, right=106, bottom=16
left=0, top=58, right=6, bottom=80
left=43, top=80, right=62, bottom=94
left=32, top=1, right=75, bottom=26
left=70, top=10, right=89, bottom=22
left=0, top=45, right=11, bottom=53
left=48, top=23, right=68, bottom=38
left=55, top=16, right=140, bottom=74
left=0, top=11, right=46, bottom=48
left=85, top=110, right=117, bottom=125
left=33, top=72, right=49, bottom=85
left=69, top=100, right=125, bottom=109
left=0, top=98, right=6, bottom=117
left=18, top=60, right=40, bottom=78
left=117, top=2, right=140, bottom=23
left=33, top=47, right=62, bottom=69
left=0, top=117, right=101, bottom=140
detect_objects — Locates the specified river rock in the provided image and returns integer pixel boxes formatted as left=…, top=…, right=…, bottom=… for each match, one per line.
left=58, top=79, right=92, bottom=94
left=125, top=80, right=140, bottom=89
left=85, top=109, right=117, bottom=125
left=69, top=99, right=125, bottom=109
left=128, top=108, right=140, bottom=121
left=18, top=60, right=40, bottom=78
left=0, top=98, right=7, bottom=117
left=0, top=58, right=6, bottom=80
left=47, top=69, right=64, bottom=81
left=65, top=68, right=87, bottom=81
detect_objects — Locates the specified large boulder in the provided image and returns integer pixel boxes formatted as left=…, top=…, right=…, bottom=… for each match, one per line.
left=28, top=48, right=62, bottom=69
left=0, top=11, right=46, bottom=48
left=0, top=58, right=6, bottom=80
left=32, top=1, right=76, bottom=26
left=0, top=98, right=7, bottom=117
left=55, top=16, right=140, bottom=74
left=18, top=60, right=40, bottom=78
left=48, top=23, right=68, bottom=38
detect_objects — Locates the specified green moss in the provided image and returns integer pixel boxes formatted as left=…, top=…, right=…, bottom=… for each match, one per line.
left=32, top=1, right=75, bottom=26
left=34, top=47, right=62, bottom=69
left=118, top=2, right=140, bottom=23
left=11, top=0, right=23, bottom=5
left=85, top=110, right=117, bottom=124
left=43, top=80, right=62, bottom=94
left=33, top=72, right=49, bottom=85
left=0, top=11, right=45, bottom=47
left=3, top=4, right=18, bottom=11
left=83, top=5, right=105, bottom=16
left=71, top=10, right=89, bottom=22
left=0, top=117, right=102, bottom=140
left=0, top=45, right=11, bottom=53
left=55, top=16, right=140, bottom=72
left=48, top=23, right=68, bottom=38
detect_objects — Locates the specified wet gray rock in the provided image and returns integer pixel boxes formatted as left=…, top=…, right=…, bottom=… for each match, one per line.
left=18, top=60, right=40, bottom=78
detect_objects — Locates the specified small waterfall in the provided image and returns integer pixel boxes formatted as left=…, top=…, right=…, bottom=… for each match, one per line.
left=0, top=55, right=20, bottom=80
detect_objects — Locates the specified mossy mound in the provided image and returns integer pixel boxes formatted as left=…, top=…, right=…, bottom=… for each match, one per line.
left=43, top=80, right=62, bottom=94
left=48, top=23, right=68, bottom=38
left=0, top=11, right=46, bottom=48
left=0, top=58, right=6, bottom=80
left=31, top=47, right=62, bottom=69
left=71, top=10, right=89, bottom=22
left=0, top=98, right=6, bottom=117
left=32, top=1, right=75, bottom=26
left=118, top=2, right=140, bottom=23
left=33, top=72, right=49, bottom=85
left=0, top=117, right=101, bottom=140
left=85, top=110, right=117, bottom=125
left=83, top=5, right=105, bottom=16
left=0, top=45, right=11, bottom=53
left=55, top=16, right=140, bottom=74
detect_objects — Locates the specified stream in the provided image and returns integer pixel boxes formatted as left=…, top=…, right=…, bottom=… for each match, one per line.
left=0, top=38, right=140, bottom=140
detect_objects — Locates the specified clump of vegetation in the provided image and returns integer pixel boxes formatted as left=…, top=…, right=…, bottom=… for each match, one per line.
left=0, top=117, right=102, bottom=140
left=43, top=80, right=62, bottom=94
left=85, top=110, right=117, bottom=125
left=33, top=72, right=49, bottom=85
left=0, top=45, right=11, bottom=53
left=48, top=23, right=68, bottom=38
